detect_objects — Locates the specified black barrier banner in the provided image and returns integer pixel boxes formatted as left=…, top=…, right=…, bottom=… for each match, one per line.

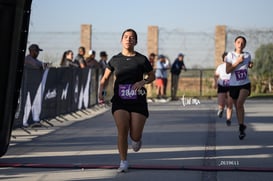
left=70, top=68, right=80, bottom=112
left=56, top=67, right=73, bottom=115
left=13, top=67, right=92, bottom=128
left=21, top=68, right=48, bottom=126
left=41, top=68, right=57, bottom=119
left=77, top=68, right=91, bottom=110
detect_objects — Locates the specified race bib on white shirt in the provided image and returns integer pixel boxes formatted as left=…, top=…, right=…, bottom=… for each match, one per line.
left=226, top=51, right=251, bottom=86
left=235, top=69, right=247, bottom=81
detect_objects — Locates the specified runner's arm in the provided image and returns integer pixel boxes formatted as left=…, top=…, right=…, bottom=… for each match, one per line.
left=226, top=55, right=244, bottom=74
left=99, top=68, right=112, bottom=100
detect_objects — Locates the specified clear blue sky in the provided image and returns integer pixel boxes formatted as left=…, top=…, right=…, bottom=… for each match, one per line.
left=30, top=0, right=273, bottom=33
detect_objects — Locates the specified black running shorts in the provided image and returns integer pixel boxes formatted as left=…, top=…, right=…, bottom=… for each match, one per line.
left=229, top=83, right=251, bottom=100
left=111, top=102, right=149, bottom=118
left=217, top=84, right=229, bottom=93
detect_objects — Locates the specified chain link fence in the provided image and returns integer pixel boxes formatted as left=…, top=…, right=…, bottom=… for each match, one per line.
left=27, top=26, right=273, bottom=96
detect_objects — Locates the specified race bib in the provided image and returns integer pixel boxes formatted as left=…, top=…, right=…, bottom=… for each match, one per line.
left=235, top=69, right=247, bottom=81
left=119, top=84, right=137, bottom=100
left=222, top=79, right=230, bottom=87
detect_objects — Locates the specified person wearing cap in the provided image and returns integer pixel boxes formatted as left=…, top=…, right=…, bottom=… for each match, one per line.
left=24, top=44, right=44, bottom=69
left=170, top=53, right=187, bottom=100
left=155, top=54, right=169, bottom=99
left=86, top=50, right=100, bottom=68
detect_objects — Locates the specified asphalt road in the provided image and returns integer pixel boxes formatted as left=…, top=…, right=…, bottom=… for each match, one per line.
left=0, top=98, right=273, bottom=181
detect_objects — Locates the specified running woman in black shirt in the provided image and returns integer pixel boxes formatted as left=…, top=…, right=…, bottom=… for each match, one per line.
left=99, top=29, right=155, bottom=172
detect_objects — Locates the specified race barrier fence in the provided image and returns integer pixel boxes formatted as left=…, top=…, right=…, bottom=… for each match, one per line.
left=12, top=67, right=218, bottom=129
left=13, top=67, right=101, bottom=128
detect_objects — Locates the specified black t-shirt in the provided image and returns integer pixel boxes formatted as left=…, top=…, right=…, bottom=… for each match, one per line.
left=107, top=52, right=153, bottom=104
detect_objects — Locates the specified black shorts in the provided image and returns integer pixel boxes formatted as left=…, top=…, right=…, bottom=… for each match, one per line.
left=217, top=84, right=229, bottom=93
left=229, top=83, right=251, bottom=100
left=112, top=102, right=149, bottom=118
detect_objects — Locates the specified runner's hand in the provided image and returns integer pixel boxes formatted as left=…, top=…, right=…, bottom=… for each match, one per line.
left=132, top=80, right=145, bottom=90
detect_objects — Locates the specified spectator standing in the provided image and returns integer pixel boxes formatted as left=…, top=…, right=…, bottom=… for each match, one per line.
left=163, top=56, right=171, bottom=97
left=24, top=44, right=45, bottom=69
left=170, top=53, right=187, bottom=100
left=98, top=51, right=109, bottom=98
left=99, top=51, right=108, bottom=75
left=155, top=55, right=169, bottom=99
left=60, top=50, right=78, bottom=67
left=148, top=53, right=156, bottom=68
left=74, top=46, right=86, bottom=68
left=145, top=53, right=156, bottom=99
left=214, top=52, right=233, bottom=126
left=86, top=50, right=100, bottom=68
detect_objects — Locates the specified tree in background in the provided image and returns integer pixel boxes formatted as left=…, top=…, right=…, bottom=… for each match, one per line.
left=251, top=43, right=273, bottom=93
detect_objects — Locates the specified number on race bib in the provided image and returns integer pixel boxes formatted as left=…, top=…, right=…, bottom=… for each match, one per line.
left=119, top=84, right=137, bottom=100
left=235, top=69, right=247, bottom=81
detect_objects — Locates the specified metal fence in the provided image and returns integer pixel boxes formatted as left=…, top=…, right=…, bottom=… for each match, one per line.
left=27, top=27, right=273, bottom=68
left=26, top=27, right=273, bottom=96
left=226, top=27, right=273, bottom=55
left=147, top=69, right=215, bottom=98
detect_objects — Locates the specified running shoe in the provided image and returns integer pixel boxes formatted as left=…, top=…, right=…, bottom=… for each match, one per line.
left=117, top=160, right=128, bottom=173
left=217, top=109, right=223, bottom=118
left=239, top=124, right=247, bottom=140
left=226, top=120, right=231, bottom=126
left=132, top=140, right=142, bottom=152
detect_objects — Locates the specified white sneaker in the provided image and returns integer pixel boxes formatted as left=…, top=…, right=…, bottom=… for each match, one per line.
left=117, top=160, right=128, bottom=173
left=217, top=109, right=223, bottom=118
left=132, top=140, right=142, bottom=152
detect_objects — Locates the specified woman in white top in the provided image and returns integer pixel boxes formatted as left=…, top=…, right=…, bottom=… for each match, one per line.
left=226, top=36, right=253, bottom=140
left=214, top=52, right=233, bottom=126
